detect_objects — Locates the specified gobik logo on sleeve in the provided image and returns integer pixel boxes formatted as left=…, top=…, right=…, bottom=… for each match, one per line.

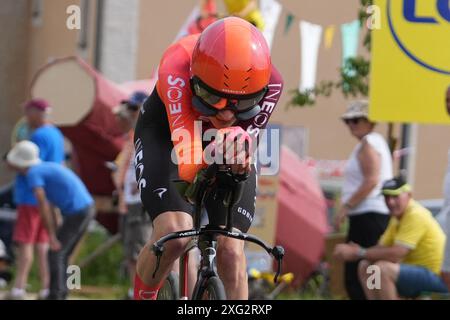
left=387, top=0, right=450, bottom=75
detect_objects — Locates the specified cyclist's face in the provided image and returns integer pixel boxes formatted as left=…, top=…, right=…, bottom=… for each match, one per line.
left=208, top=109, right=237, bottom=128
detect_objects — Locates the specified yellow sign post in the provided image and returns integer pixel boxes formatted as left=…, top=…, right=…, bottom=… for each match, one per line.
left=370, top=0, right=450, bottom=123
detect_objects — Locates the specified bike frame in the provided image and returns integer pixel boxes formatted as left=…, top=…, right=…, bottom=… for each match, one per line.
left=156, top=225, right=278, bottom=299
left=151, top=165, right=284, bottom=300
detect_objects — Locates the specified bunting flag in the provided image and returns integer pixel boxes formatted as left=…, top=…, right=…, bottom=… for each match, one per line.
left=324, top=25, right=335, bottom=49
left=260, top=0, right=282, bottom=50
left=340, top=20, right=361, bottom=72
left=284, top=13, right=295, bottom=35
left=299, top=21, right=323, bottom=92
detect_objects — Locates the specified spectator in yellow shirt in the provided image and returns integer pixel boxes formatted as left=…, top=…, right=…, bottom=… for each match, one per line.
left=334, top=176, right=448, bottom=299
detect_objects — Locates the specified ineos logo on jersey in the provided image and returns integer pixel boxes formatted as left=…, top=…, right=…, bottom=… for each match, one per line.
left=247, top=83, right=282, bottom=137
left=134, top=139, right=147, bottom=190
left=166, top=75, right=187, bottom=133
left=167, top=75, right=185, bottom=113
left=253, top=113, right=269, bottom=128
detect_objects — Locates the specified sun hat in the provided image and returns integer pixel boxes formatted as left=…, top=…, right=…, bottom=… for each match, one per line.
left=6, top=141, right=41, bottom=168
left=341, top=100, right=369, bottom=120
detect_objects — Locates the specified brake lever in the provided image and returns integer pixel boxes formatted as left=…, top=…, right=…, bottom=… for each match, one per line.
left=271, top=245, right=285, bottom=283
left=151, top=244, right=164, bottom=279
left=274, top=259, right=282, bottom=284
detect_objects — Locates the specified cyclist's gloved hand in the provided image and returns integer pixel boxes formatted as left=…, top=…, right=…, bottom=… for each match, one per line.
left=205, top=126, right=253, bottom=176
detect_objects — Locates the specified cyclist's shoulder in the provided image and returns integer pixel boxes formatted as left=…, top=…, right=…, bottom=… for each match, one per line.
left=268, top=64, right=284, bottom=87
left=157, top=37, right=199, bottom=98
left=159, top=35, right=199, bottom=72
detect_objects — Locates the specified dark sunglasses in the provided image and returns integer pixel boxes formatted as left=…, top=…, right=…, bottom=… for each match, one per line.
left=343, top=117, right=366, bottom=125
left=190, top=77, right=267, bottom=121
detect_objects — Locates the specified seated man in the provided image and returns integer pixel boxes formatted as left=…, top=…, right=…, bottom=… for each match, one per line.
left=5, top=141, right=95, bottom=300
left=334, top=176, right=448, bottom=299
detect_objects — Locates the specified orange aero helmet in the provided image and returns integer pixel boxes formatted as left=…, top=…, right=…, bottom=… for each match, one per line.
left=191, top=17, right=271, bottom=96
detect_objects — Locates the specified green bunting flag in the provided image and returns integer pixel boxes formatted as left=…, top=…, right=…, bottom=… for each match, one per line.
left=284, top=13, right=295, bottom=35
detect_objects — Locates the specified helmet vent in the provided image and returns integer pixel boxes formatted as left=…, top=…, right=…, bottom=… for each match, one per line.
left=224, top=64, right=230, bottom=70
left=242, top=85, right=248, bottom=89
left=224, top=82, right=229, bottom=87
left=247, top=68, right=252, bottom=72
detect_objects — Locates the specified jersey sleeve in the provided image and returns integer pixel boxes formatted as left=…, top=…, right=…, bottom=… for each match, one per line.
left=240, top=64, right=284, bottom=141
left=156, top=36, right=206, bottom=183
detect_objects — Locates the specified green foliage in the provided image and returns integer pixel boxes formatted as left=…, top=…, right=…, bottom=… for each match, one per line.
left=73, top=229, right=127, bottom=287
left=338, top=57, right=371, bottom=97
left=287, top=81, right=334, bottom=108
left=358, top=0, right=373, bottom=51
left=16, top=226, right=129, bottom=299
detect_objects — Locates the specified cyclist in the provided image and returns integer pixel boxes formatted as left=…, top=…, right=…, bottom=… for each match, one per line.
left=133, top=17, right=283, bottom=300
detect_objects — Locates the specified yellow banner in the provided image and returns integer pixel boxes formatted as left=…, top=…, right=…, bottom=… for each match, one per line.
left=370, top=0, right=450, bottom=123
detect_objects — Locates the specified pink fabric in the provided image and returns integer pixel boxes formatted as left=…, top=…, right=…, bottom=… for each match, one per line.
left=276, top=147, right=328, bottom=286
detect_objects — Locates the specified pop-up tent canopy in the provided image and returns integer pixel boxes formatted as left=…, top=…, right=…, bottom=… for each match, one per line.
left=276, top=147, right=329, bottom=286
left=29, top=56, right=155, bottom=232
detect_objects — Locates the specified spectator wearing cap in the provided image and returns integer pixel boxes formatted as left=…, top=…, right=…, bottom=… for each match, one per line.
left=334, top=176, right=448, bottom=299
left=5, top=141, right=95, bottom=300
left=8, top=98, right=65, bottom=300
left=334, top=100, right=393, bottom=300
left=24, top=99, right=65, bottom=163
left=111, top=91, right=152, bottom=299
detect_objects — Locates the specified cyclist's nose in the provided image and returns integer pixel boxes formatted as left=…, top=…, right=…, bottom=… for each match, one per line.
left=216, top=109, right=235, bottom=121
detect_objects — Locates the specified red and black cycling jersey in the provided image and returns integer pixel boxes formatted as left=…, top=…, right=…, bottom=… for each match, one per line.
left=155, top=34, right=283, bottom=183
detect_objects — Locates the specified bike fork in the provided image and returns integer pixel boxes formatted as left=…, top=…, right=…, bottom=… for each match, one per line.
left=179, top=239, right=197, bottom=300
left=191, top=237, right=218, bottom=299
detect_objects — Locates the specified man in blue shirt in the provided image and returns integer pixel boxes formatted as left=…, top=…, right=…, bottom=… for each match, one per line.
left=10, top=98, right=65, bottom=300
left=6, top=141, right=95, bottom=300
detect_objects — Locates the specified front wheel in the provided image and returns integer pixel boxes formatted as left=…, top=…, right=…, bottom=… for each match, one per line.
left=199, top=276, right=227, bottom=300
left=157, top=272, right=180, bottom=300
